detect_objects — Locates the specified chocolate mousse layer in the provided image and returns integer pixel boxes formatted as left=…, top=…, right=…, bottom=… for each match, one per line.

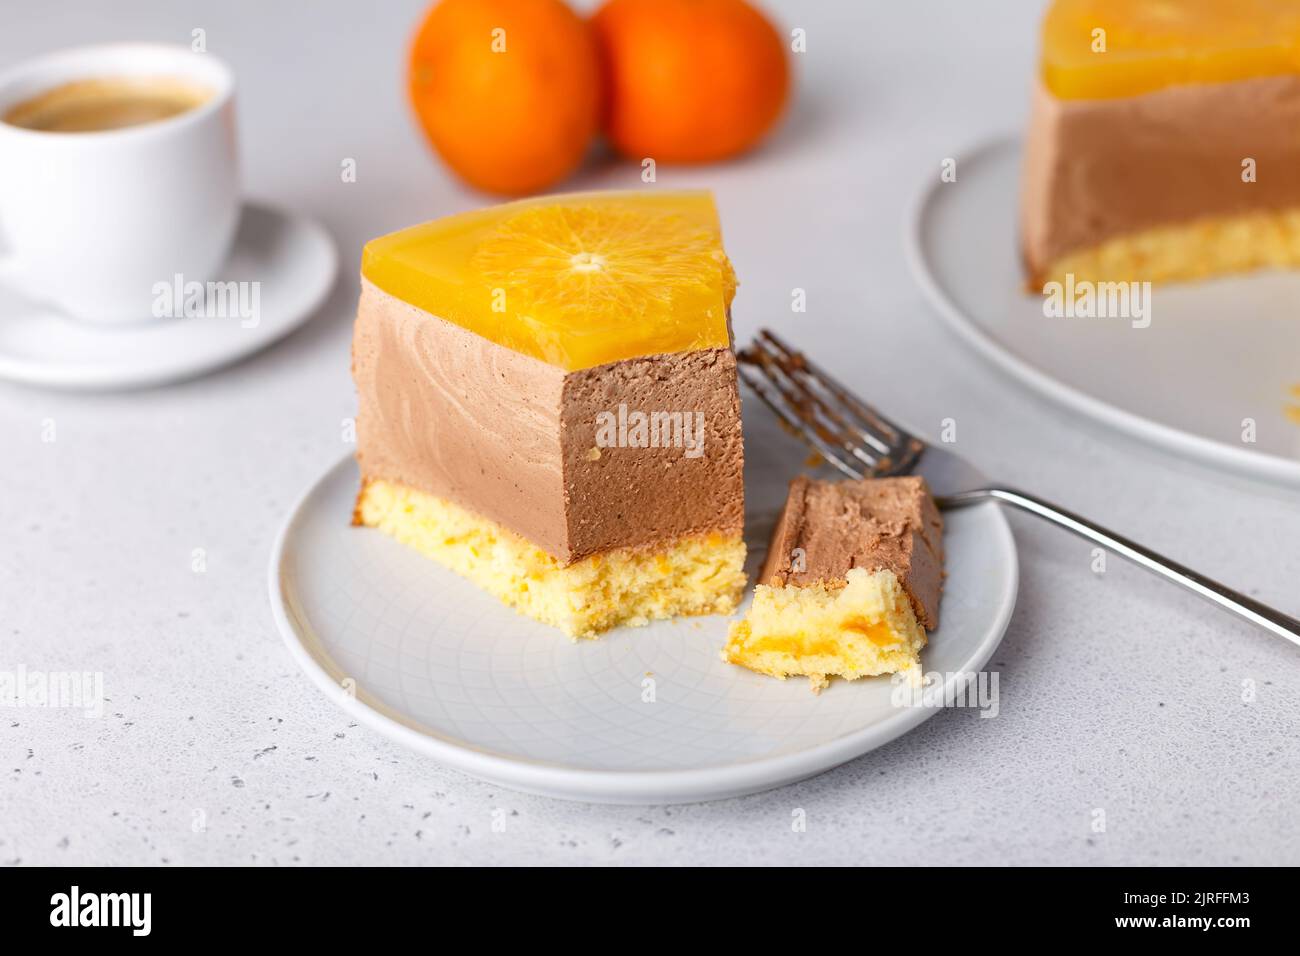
left=1021, top=74, right=1300, bottom=281
left=352, top=278, right=743, bottom=564
left=760, top=476, right=943, bottom=629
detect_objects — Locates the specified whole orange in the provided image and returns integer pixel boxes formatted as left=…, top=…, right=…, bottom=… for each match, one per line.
left=408, top=0, right=601, bottom=195
left=591, top=0, right=790, bottom=163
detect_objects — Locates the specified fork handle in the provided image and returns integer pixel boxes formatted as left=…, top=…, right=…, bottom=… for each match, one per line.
left=939, top=487, right=1300, bottom=648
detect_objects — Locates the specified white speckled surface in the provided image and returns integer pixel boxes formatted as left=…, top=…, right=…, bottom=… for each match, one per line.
left=2, top=0, right=1298, bottom=866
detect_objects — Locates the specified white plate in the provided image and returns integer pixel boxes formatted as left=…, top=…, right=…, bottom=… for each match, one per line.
left=0, top=202, right=336, bottom=390
left=907, top=137, right=1300, bottom=486
left=269, top=410, right=1018, bottom=805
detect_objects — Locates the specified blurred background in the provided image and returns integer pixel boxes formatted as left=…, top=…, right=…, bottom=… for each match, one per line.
left=1, top=0, right=1048, bottom=427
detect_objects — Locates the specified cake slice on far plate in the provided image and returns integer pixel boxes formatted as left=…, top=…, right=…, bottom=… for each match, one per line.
left=1022, top=0, right=1300, bottom=286
left=724, top=476, right=944, bottom=693
left=351, top=191, right=746, bottom=639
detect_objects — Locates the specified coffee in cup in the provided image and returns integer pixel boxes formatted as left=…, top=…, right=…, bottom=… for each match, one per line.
left=0, top=44, right=239, bottom=323
left=3, top=76, right=213, bottom=133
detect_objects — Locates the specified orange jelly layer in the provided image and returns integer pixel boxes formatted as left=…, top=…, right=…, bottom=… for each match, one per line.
left=1042, top=0, right=1300, bottom=100
left=361, top=190, right=736, bottom=371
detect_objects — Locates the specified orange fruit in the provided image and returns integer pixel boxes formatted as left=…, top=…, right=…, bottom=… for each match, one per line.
left=408, top=0, right=601, bottom=195
left=469, top=194, right=736, bottom=365
left=591, top=0, right=790, bottom=163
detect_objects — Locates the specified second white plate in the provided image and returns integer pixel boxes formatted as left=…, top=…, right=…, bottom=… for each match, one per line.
left=269, top=411, right=1018, bottom=805
left=908, top=137, right=1300, bottom=486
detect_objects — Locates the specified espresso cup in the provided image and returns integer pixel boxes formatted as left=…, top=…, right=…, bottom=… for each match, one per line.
left=0, top=44, right=239, bottom=323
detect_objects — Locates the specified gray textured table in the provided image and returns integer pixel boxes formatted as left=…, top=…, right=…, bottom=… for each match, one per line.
left=3, top=0, right=1297, bottom=866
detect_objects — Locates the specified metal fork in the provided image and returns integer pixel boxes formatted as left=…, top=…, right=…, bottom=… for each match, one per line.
left=737, top=329, right=1300, bottom=647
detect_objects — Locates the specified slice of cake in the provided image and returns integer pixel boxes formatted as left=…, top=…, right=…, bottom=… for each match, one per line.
left=724, top=476, right=943, bottom=693
left=1021, top=0, right=1300, bottom=286
left=351, top=191, right=746, bottom=639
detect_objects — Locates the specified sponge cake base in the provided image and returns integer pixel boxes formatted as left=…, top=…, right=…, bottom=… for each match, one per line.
left=356, top=478, right=746, bottom=639
left=724, top=568, right=926, bottom=694
left=1031, top=207, right=1300, bottom=287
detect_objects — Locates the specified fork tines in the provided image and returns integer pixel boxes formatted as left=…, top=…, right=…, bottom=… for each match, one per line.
left=736, top=329, right=924, bottom=480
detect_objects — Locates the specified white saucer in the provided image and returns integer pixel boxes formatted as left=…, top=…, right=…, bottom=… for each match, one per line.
left=268, top=410, right=1018, bottom=804
left=907, top=137, right=1300, bottom=487
left=0, top=202, right=336, bottom=390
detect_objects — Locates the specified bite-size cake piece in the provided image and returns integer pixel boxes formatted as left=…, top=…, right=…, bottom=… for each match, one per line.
left=724, top=476, right=943, bottom=693
left=1022, top=0, right=1300, bottom=286
left=352, top=191, right=746, bottom=638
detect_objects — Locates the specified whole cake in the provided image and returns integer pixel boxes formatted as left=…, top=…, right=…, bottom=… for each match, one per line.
left=352, top=191, right=746, bottom=638
left=1021, top=0, right=1300, bottom=286
left=724, top=476, right=944, bottom=692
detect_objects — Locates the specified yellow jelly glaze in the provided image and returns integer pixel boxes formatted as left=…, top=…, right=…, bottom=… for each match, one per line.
left=360, top=190, right=736, bottom=371
left=1041, top=0, right=1300, bottom=100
